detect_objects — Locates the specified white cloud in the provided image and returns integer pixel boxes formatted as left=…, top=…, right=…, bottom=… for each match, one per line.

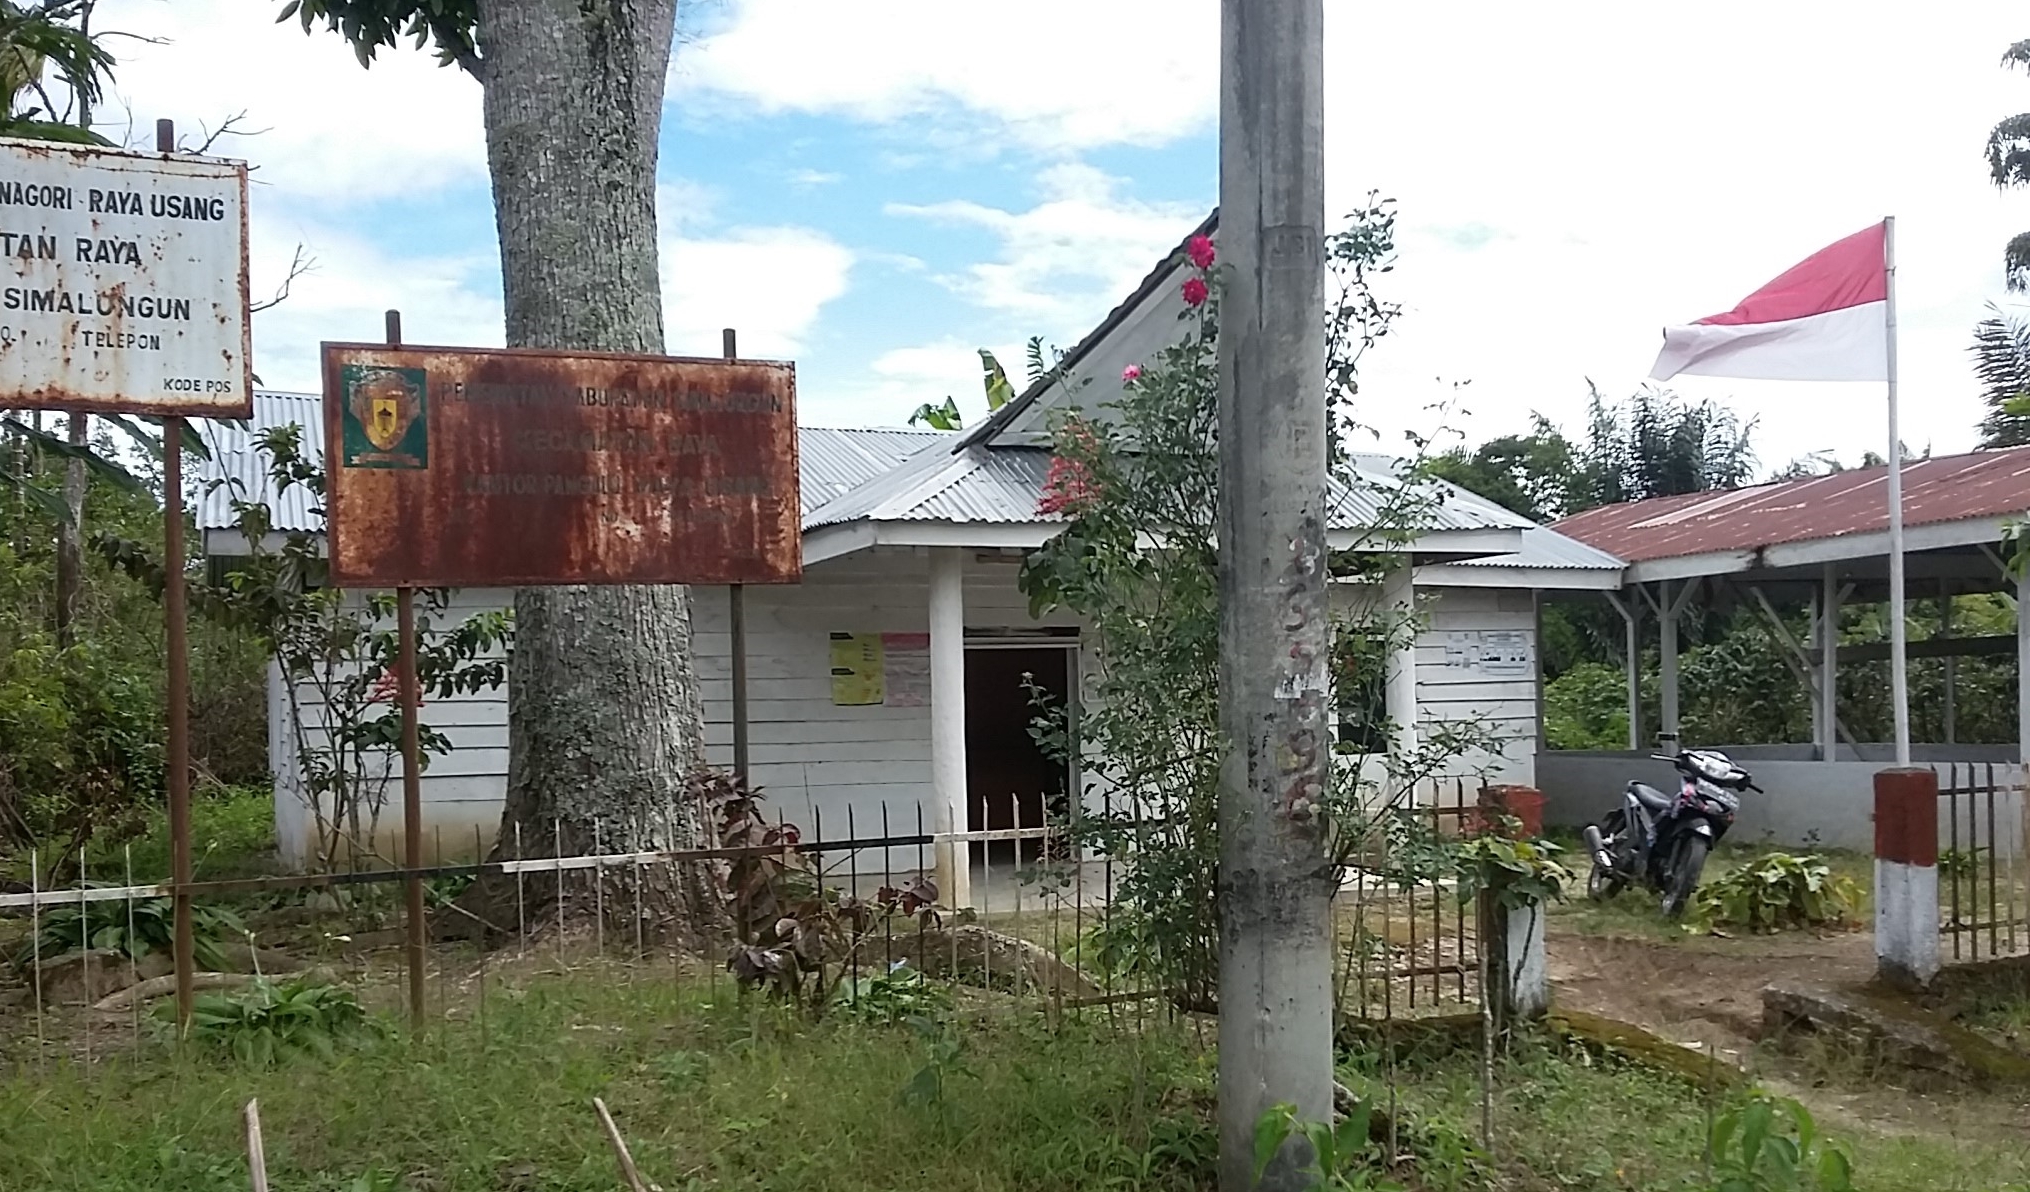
left=890, top=163, right=1201, bottom=332
left=809, top=338, right=1026, bottom=429
left=248, top=223, right=503, bottom=393
left=659, top=223, right=855, bottom=360
left=96, top=0, right=487, bottom=202
left=673, top=0, right=2030, bottom=465
left=674, top=0, right=1216, bottom=153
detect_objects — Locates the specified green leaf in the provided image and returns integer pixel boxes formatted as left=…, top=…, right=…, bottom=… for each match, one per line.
left=1253, top=1104, right=1296, bottom=1181
left=3, top=417, right=148, bottom=498
left=1817, top=1146, right=1854, bottom=1190
left=980, top=349, right=1015, bottom=411
left=1740, top=1099, right=1773, bottom=1169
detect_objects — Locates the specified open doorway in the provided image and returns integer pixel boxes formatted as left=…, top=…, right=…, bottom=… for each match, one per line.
left=965, top=644, right=1072, bottom=869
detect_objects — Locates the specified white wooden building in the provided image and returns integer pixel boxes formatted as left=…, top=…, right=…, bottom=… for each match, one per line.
left=198, top=223, right=1622, bottom=894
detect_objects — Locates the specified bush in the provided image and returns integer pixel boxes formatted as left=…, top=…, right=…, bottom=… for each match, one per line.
left=13, top=892, right=245, bottom=971
left=1690, top=853, right=1861, bottom=934
left=1708, top=1090, right=1856, bottom=1190
left=1543, top=662, right=1631, bottom=750
left=831, top=964, right=951, bottom=1024
left=183, top=975, right=381, bottom=1066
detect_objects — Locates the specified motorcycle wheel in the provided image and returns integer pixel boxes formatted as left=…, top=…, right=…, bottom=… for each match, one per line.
left=1587, top=811, right=1628, bottom=901
left=1587, top=863, right=1625, bottom=901
left=1660, top=834, right=1710, bottom=920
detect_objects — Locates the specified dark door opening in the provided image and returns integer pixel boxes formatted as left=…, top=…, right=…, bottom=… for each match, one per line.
left=965, top=646, right=1071, bottom=867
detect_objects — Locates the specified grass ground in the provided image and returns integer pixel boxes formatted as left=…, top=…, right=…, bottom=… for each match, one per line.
left=4, top=957, right=2029, bottom=1192
left=1543, top=831, right=1877, bottom=940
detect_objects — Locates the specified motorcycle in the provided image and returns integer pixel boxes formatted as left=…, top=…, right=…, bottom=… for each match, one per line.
left=1581, top=748, right=1760, bottom=919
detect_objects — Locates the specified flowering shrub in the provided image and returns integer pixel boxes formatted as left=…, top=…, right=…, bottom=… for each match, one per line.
left=1018, top=198, right=1503, bottom=1009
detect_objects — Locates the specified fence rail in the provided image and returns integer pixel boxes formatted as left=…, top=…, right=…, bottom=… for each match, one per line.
left=1937, top=762, right=2030, bottom=963
left=2, top=781, right=1501, bottom=1078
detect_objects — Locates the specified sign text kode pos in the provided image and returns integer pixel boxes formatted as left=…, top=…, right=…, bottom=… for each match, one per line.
left=0, top=137, right=251, bottom=417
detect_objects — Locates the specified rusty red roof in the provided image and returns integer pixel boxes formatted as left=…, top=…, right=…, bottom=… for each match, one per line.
left=1551, top=445, right=2030, bottom=564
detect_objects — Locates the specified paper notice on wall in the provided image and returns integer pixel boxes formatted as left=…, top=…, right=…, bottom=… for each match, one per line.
left=1479, top=630, right=1532, bottom=676
left=829, top=632, right=885, bottom=705
left=881, top=632, right=932, bottom=706
left=1442, top=630, right=1532, bottom=676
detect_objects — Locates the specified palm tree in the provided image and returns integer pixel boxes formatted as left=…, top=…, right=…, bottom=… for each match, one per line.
left=0, top=0, right=112, bottom=142
left=1972, top=304, right=2030, bottom=448
left=1988, top=40, right=2030, bottom=290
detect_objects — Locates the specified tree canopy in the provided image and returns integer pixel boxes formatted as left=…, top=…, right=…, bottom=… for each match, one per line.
left=1426, top=383, right=1755, bottom=523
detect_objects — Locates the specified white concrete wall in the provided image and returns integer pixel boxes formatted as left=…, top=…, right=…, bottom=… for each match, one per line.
left=1535, top=749, right=2026, bottom=854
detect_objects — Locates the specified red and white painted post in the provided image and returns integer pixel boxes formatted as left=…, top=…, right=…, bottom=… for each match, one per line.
left=1874, top=767, right=1940, bottom=988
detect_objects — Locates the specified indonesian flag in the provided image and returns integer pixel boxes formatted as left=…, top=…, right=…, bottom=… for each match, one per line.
left=1649, top=221, right=1889, bottom=383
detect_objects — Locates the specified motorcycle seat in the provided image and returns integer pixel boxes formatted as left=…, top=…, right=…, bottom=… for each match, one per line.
left=1628, top=781, right=1673, bottom=812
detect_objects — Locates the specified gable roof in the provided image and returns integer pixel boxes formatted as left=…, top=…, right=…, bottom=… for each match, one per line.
left=1552, top=446, right=2030, bottom=575
left=956, top=210, right=1216, bottom=452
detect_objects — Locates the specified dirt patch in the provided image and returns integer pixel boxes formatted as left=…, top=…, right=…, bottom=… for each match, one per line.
left=1548, top=927, right=1875, bottom=1054
left=1548, top=927, right=2030, bottom=1147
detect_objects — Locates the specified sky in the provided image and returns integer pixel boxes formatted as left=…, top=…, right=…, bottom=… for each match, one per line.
left=76, top=0, right=2030, bottom=476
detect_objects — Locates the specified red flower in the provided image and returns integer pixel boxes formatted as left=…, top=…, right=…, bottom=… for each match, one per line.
left=1037, top=454, right=1101, bottom=517
left=368, top=671, right=400, bottom=705
left=1186, top=235, right=1216, bottom=270
left=1181, top=277, right=1209, bottom=308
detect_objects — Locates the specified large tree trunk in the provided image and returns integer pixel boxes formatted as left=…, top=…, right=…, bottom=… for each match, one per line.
left=453, top=0, right=727, bottom=949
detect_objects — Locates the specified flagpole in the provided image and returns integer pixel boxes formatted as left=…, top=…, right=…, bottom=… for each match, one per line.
left=1884, top=214, right=1910, bottom=766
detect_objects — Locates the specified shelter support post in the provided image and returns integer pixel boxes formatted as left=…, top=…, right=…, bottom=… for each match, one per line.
left=1657, top=582, right=1678, bottom=747
left=2018, top=567, right=2030, bottom=768
left=1647, top=581, right=1695, bottom=751
left=1939, top=579, right=1955, bottom=746
left=1382, top=566, right=1418, bottom=764
left=1820, top=566, right=1840, bottom=760
left=1605, top=592, right=1641, bottom=751
left=1747, top=584, right=1856, bottom=751
left=928, top=547, right=971, bottom=910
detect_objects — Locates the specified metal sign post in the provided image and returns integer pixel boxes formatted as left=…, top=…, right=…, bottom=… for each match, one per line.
left=0, top=117, right=253, bottom=1031
left=723, top=327, right=750, bottom=784
left=154, top=117, right=196, bottom=1032
left=385, top=308, right=427, bottom=1031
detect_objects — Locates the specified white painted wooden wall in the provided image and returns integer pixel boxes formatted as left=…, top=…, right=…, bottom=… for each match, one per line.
left=268, top=552, right=1540, bottom=869
left=1414, top=586, right=1540, bottom=787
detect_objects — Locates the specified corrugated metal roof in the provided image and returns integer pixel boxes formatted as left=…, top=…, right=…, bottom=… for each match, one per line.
left=195, top=391, right=325, bottom=534
left=194, top=391, right=942, bottom=534
left=1449, top=526, right=1626, bottom=571
left=794, top=427, right=943, bottom=516
left=807, top=444, right=1552, bottom=537
left=1551, top=446, right=2030, bottom=564
left=1382, top=463, right=1621, bottom=571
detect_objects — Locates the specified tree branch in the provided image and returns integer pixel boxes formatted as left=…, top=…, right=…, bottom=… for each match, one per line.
left=251, top=243, right=315, bottom=314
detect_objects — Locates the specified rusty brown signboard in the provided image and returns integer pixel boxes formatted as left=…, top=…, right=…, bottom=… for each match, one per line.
left=321, top=343, right=800, bottom=588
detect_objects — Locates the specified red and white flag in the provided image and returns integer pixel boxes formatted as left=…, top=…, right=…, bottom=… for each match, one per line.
left=1649, top=222, right=1889, bottom=383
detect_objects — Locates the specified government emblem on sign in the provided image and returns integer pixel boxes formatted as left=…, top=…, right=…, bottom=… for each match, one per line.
left=340, top=365, right=428, bottom=469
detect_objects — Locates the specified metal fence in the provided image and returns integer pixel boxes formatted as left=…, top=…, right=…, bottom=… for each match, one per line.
left=1937, top=762, right=2030, bottom=963
left=0, top=782, right=1499, bottom=1075
left=1337, top=779, right=1486, bottom=1020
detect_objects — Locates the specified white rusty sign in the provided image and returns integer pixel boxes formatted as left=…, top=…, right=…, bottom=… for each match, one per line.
left=0, top=137, right=251, bottom=417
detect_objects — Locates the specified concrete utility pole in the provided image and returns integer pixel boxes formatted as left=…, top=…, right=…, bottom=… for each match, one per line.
left=1214, top=0, right=1335, bottom=1187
